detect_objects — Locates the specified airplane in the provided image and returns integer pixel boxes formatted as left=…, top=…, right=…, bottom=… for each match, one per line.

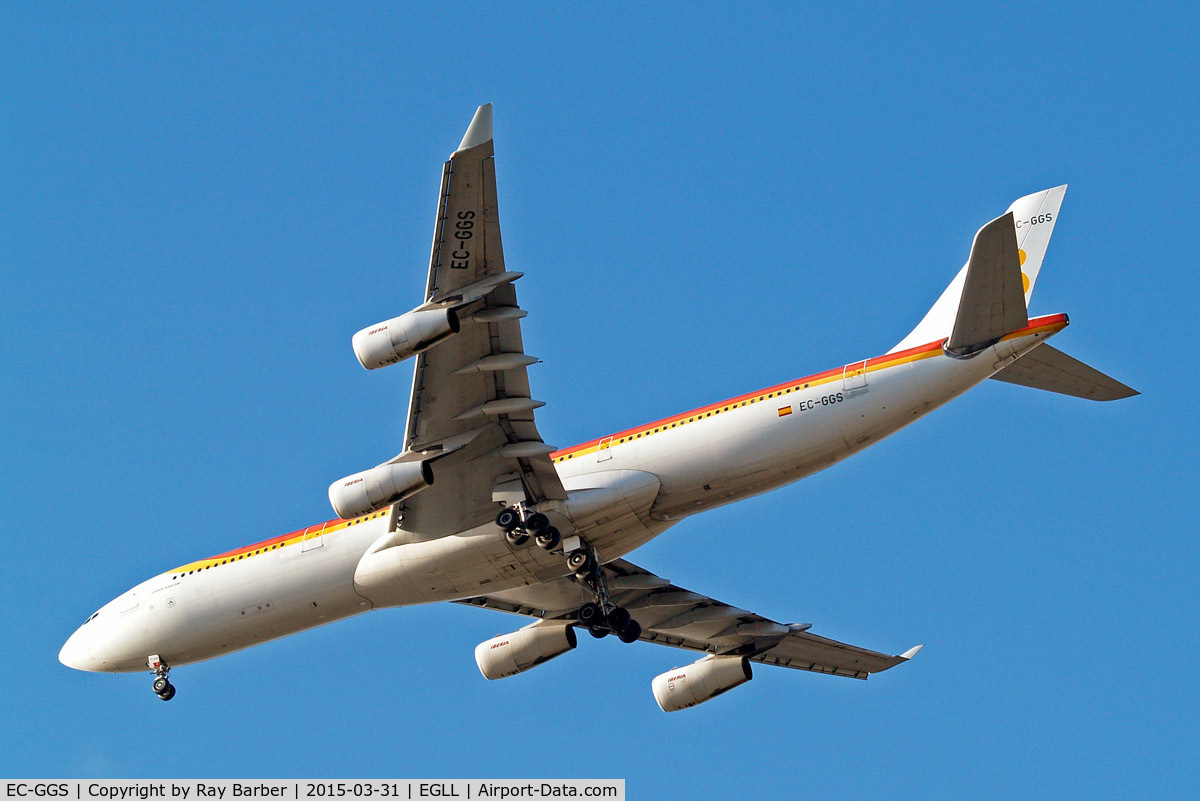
left=59, top=104, right=1136, bottom=711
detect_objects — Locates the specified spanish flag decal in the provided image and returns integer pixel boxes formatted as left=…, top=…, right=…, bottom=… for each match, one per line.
left=778, top=406, right=792, bottom=417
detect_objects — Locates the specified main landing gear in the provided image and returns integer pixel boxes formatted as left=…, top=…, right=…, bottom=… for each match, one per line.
left=570, top=545, right=642, bottom=644
left=496, top=505, right=561, bottom=551
left=494, top=506, right=642, bottom=644
left=148, top=655, right=176, bottom=701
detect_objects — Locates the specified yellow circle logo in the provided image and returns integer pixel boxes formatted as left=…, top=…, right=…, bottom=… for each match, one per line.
left=1018, top=249, right=1027, bottom=265
left=1022, top=272, right=1030, bottom=293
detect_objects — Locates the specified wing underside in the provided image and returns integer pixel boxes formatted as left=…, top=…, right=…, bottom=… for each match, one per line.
left=397, top=105, right=565, bottom=540
left=457, top=559, right=918, bottom=679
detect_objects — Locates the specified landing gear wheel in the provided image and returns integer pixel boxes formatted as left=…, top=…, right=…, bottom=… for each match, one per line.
left=577, top=602, right=603, bottom=626
left=607, top=607, right=631, bottom=630
left=616, top=620, right=642, bottom=644
left=505, top=528, right=530, bottom=546
left=495, top=508, right=521, bottom=532
left=535, top=526, right=561, bottom=551
left=147, top=656, right=173, bottom=701
left=524, top=512, right=550, bottom=535
left=588, top=623, right=610, bottom=639
left=566, top=549, right=594, bottom=576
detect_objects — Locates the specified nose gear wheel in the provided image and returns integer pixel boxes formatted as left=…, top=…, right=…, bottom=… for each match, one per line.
left=148, top=656, right=176, bottom=701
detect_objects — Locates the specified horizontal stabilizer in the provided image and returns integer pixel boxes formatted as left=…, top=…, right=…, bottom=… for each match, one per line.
left=990, top=343, right=1138, bottom=401
left=945, top=212, right=1028, bottom=356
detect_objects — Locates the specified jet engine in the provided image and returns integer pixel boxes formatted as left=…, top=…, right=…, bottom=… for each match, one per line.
left=328, top=460, right=433, bottom=520
left=352, top=307, right=460, bottom=370
left=475, top=623, right=577, bottom=680
left=651, top=655, right=752, bottom=712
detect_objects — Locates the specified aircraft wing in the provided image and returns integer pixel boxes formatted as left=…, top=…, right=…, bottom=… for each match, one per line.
left=456, top=559, right=919, bottom=679
left=399, top=104, right=566, bottom=540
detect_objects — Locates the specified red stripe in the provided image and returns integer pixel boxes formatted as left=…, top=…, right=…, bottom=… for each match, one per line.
left=551, top=315, right=1066, bottom=458
left=204, top=520, right=348, bottom=560
left=181, top=314, right=1068, bottom=570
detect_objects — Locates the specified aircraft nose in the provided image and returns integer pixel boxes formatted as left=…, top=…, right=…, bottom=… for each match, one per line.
left=59, top=627, right=99, bottom=672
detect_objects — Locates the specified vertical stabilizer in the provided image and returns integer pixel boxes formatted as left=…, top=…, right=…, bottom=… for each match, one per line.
left=943, top=212, right=1027, bottom=356
left=1008, top=185, right=1067, bottom=304
left=889, top=186, right=1067, bottom=354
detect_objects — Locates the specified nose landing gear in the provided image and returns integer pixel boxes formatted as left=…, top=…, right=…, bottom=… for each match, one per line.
left=148, top=655, right=176, bottom=701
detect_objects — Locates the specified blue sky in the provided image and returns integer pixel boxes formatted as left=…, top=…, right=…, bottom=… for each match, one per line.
left=2, top=3, right=1196, bottom=797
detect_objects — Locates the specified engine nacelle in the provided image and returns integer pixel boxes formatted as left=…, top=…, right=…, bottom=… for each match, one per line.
left=651, top=655, right=752, bottom=712
left=328, top=460, right=434, bottom=520
left=352, top=307, right=460, bottom=370
left=475, top=623, right=577, bottom=680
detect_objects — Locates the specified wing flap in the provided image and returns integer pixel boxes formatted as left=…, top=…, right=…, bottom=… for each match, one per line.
left=753, top=630, right=907, bottom=678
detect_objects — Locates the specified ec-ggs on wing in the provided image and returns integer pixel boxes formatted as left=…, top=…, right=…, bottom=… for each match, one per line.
left=329, top=104, right=566, bottom=539
left=458, top=559, right=921, bottom=712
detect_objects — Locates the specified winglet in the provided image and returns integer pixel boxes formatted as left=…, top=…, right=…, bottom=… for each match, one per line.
left=900, top=644, right=924, bottom=660
left=456, top=103, right=493, bottom=153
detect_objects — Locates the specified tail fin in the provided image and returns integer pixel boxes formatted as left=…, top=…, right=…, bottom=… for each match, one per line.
left=943, top=211, right=1027, bottom=357
left=890, top=186, right=1067, bottom=354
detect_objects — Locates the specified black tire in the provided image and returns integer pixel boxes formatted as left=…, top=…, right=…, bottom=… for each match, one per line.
left=157, top=684, right=176, bottom=701
left=505, top=529, right=529, bottom=546
left=152, top=676, right=170, bottom=695
left=607, top=607, right=631, bottom=630
left=495, top=508, right=521, bottom=532
left=617, top=620, right=642, bottom=644
left=524, top=512, right=550, bottom=534
left=588, top=623, right=609, bottom=639
left=535, top=526, right=561, bottom=551
left=566, top=549, right=592, bottom=574
left=577, top=602, right=603, bottom=625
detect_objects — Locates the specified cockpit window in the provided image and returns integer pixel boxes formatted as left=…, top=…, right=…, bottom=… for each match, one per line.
left=83, top=612, right=99, bottom=625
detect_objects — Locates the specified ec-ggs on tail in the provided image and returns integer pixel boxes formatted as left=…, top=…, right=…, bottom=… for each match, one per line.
left=62, top=104, right=1134, bottom=712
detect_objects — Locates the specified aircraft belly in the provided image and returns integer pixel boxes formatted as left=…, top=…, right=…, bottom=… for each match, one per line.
left=646, top=357, right=988, bottom=518
left=354, top=471, right=668, bottom=607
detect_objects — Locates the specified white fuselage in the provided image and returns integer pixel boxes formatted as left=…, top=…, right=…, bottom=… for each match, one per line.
left=58, top=319, right=1065, bottom=674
